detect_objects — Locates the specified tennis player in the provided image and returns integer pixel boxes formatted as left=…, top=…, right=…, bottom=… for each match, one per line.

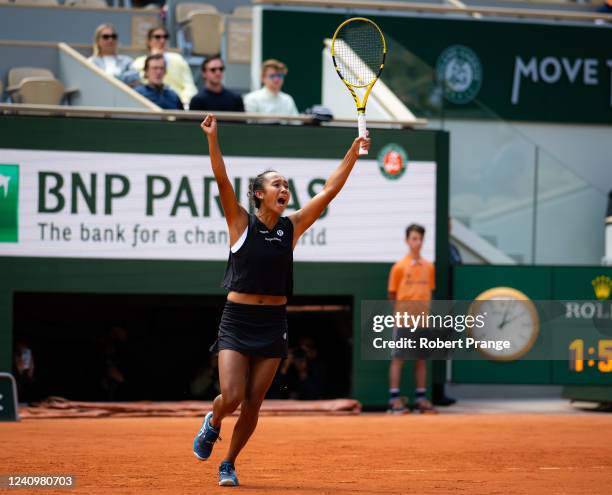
left=193, top=113, right=370, bottom=486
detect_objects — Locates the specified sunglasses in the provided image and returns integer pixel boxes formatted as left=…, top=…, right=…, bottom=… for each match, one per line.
left=101, top=33, right=118, bottom=40
left=267, top=73, right=285, bottom=80
left=152, top=34, right=170, bottom=40
left=207, top=66, right=225, bottom=72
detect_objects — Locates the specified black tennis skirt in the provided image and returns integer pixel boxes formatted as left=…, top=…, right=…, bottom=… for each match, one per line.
left=209, top=300, right=288, bottom=358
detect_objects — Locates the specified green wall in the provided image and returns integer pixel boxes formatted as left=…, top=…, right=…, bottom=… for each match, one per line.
left=0, top=115, right=441, bottom=160
left=261, top=8, right=612, bottom=124
left=453, top=265, right=612, bottom=387
left=0, top=115, right=449, bottom=407
left=0, top=257, right=391, bottom=404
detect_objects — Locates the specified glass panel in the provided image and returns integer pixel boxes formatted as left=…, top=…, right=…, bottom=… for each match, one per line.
left=535, top=150, right=607, bottom=265
left=380, top=32, right=607, bottom=265
left=441, top=118, right=537, bottom=264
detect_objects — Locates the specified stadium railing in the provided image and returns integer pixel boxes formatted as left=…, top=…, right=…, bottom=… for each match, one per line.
left=0, top=102, right=427, bottom=126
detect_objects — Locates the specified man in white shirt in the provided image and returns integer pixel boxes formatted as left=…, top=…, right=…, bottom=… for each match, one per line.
left=243, top=59, right=299, bottom=116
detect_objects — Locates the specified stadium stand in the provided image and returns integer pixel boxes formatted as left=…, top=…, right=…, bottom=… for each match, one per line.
left=6, top=67, right=76, bottom=105
left=232, top=5, right=252, bottom=17
left=187, top=12, right=225, bottom=57
left=175, top=1, right=218, bottom=23
left=0, top=42, right=162, bottom=109
left=226, top=7, right=252, bottom=65
left=58, top=42, right=159, bottom=109
left=7, top=67, right=55, bottom=89
left=11, top=77, right=66, bottom=105
left=175, top=2, right=225, bottom=57
left=1, top=0, right=609, bottom=110
left=0, top=3, right=159, bottom=45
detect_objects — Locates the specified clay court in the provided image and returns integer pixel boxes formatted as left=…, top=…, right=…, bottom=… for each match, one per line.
left=2, top=412, right=611, bottom=494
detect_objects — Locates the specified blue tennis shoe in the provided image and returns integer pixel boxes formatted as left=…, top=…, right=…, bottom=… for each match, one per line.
left=193, top=411, right=220, bottom=461
left=218, top=460, right=239, bottom=486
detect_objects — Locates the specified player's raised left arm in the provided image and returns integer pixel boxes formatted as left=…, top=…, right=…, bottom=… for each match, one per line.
left=289, top=135, right=370, bottom=246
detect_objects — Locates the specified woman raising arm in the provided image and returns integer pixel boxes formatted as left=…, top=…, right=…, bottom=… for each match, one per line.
left=193, top=114, right=370, bottom=487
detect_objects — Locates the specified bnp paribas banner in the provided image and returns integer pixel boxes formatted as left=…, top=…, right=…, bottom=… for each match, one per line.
left=0, top=149, right=436, bottom=262
left=262, top=10, right=612, bottom=124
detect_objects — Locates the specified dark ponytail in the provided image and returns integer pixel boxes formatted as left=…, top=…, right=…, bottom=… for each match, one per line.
left=248, top=169, right=277, bottom=209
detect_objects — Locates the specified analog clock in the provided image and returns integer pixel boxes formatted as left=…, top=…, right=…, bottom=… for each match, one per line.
left=468, top=287, right=539, bottom=361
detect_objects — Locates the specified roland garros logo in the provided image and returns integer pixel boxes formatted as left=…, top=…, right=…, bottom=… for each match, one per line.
left=436, top=45, right=483, bottom=104
left=377, top=144, right=408, bottom=180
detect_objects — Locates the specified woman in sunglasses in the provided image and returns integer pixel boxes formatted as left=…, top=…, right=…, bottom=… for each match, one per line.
left=88, top=24, right=140, bottom=86
left=132, top=26, right=197, bottom=108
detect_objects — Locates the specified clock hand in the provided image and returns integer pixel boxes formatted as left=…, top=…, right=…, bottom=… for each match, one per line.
left=498, top=309, right=509, bottom=330
left=499, top=311, right=522, bottom=329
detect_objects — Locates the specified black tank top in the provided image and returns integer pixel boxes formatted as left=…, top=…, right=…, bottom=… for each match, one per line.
left=222, top=213, right=294, bottom=296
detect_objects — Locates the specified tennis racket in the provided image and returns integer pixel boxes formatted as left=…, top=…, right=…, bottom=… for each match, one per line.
left=331, top=17, right=387, bottom=155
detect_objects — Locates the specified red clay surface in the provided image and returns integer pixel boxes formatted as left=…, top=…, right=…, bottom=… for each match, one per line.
left=2, top=414, right=611, bottom=494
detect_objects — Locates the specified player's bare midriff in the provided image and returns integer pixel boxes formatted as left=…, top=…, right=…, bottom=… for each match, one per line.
left=227, top=291, right=287, bottom=305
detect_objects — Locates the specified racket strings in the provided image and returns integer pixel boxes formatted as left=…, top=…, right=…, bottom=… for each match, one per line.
left=334, top=21, right=384, bottom=87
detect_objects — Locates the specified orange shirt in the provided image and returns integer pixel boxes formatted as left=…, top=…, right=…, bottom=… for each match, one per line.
left=388, top=254, right=435, bottom=302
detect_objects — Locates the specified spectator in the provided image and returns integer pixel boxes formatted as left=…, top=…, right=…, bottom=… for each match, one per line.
left=267, top=351, right=293, bottom=399
left=291, top=347, right=321, bottom=400
left=131, top=0, right=163, bottom=6
left=243, top=59, right=299, bottom=115
left=100, top=326, right=130, bottom=401
left=13, top=341, right=38, bottom=404
left=298, top=336, right=326, bottom=395
left=189, top=55, right=244, bottom=112
left=189, top=354, right=220, bottom=400
left=88, top=24, right=140, bottom=86
left=134, top=54, right=183, bottom=110
left=267, top=341, right=325, bottom=400
left=597, top=0, right=612, bottom=13
left=132, top=26, right=197, bottom=107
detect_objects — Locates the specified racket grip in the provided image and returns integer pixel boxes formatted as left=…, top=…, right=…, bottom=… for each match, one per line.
left=357, top=112, right=368, bottom=156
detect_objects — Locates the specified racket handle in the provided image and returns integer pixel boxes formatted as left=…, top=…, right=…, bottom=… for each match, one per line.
left=357, top=112, right=368, bottom=156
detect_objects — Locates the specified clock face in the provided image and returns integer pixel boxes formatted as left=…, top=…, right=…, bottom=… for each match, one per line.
left=469, top=287, right=539, bottom=361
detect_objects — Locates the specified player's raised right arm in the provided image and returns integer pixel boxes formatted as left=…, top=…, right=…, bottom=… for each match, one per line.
left=200, top=114, right=247, bottom=240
